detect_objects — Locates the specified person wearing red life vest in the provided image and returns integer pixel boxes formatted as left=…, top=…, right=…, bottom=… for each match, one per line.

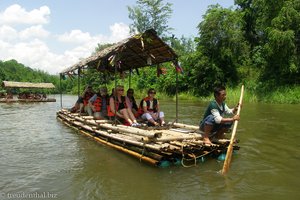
left=108, top=85, right=140, bottom=127
left=139, top=88, right=165, bottom=126
left=89, top=86, right=109, bottom=119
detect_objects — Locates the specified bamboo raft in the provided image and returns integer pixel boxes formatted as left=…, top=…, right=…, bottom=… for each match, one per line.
left=57, top=109, right=240, bottom=167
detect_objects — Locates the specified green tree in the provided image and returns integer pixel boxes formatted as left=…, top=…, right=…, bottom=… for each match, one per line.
left=261, top=0, right=300, bottom=86
left=189, top=5, right=247, bottom=96
left=127, top=0, right=173, bottom=38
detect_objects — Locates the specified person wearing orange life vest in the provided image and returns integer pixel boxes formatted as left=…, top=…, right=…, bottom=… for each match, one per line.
left=140, top=88, right=165, bottom=126
left=89, top=86, right=109, bottom=119
left=80, top=85, right=94, bottom=116
left=109, top=85, right=140, bottom=127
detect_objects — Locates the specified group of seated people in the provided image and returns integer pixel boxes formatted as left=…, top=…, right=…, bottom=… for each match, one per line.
left=0, top=92, right=13, bottom=99
left=70, top=85, right=165, bottom=127
left=0, top=92, right=48, bottom=100
left=18, top=92, right=47, bottom=100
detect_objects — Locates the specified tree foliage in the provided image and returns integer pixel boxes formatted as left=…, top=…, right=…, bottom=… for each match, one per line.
left=235, top=0, right=300, bottom=87
left=127, top=0, right=173, bottom=38
left=186, top=5, right=247, bottom=96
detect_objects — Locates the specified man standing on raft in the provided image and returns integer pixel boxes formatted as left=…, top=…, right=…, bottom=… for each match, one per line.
left=199, top=86, right=240, bottom=145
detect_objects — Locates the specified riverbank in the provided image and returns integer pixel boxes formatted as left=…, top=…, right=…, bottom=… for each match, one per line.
left=172, top=85, right=300, bottom=104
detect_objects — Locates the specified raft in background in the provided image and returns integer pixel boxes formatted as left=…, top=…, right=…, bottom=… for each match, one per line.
left=57, top=109, right=240, bottom=167
left=0, top=81, right=56, bottom=103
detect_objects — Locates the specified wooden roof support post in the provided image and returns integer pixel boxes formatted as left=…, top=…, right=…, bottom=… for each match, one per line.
left=129, top=68, right=132, bottom=89
left=77, top=68, right=81, bottom=98
left=175, top=68, right=178, bottom=123
left=60, top=74, right=63, bottom=108
left=113, top=63, right=118, bottom=126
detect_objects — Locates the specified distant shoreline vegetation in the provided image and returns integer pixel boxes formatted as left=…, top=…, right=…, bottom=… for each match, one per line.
left=1, top=60, right=299, bottom=104
left=64, top=84, right=300, bottom=104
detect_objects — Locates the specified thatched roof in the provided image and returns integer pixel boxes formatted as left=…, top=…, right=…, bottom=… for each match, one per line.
left=60, top=29, right=178, bottom=75
left=2, top=81, right=55, bottom=89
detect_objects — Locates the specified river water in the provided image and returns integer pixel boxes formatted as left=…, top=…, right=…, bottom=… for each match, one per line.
left=0, top=95, right=299, bottom=200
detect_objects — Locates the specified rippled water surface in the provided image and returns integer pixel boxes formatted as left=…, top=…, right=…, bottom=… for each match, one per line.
left=0, top=95, right=299, bottom=200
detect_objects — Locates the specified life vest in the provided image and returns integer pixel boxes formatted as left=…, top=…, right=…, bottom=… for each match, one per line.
left=93, top=95, right=102, bottom=112
left=137, top=97, right=158, bottom=115
left=83, top=92, right=94, bottom=106
left=94, top=94, right=110, bottom=112
left=202, top=100, right=225, bottom=120
left=107, top=96, right=127, bottom=116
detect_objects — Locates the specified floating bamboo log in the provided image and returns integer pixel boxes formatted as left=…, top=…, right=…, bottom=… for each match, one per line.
left=154, top=135, right=202, bottom=142
left=173, top=123, right=199, bottom=130
left=99, top=123, right=162, bottom=138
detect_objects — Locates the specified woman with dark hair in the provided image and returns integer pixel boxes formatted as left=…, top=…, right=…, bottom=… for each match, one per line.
left=139, top=88, right=165, bottom=126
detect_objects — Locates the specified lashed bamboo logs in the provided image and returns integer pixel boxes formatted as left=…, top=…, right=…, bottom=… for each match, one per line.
left=57, top=112, right=163, bottom=152
left=57, top=109, right=239, bottom=167
left=79, top=129, right=159, bottom=166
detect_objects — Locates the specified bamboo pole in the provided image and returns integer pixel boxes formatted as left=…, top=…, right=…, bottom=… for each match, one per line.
left=221, top=85, right=244, bottom=175
left=154, top=135, right=202, bottom=142
left=99, top=123, right=162, bottom=138
left=173, top=123, right=199, bottom=130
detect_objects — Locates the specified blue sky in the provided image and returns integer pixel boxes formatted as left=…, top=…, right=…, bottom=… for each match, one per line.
left=0, top=0, right=234, bottom=74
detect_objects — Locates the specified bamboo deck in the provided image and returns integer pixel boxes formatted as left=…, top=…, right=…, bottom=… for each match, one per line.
left=57, top=109, right=239, bottom=167
left=0, top=98, right=56, bottom=103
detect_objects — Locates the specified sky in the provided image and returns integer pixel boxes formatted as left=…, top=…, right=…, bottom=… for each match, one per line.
left=0, top=0, right=234, bottom=75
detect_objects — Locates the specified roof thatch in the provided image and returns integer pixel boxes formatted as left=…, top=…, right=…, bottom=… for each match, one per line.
left=60, top=29, right=178, bottom=75
left=2, top=81, right=55, bottom=89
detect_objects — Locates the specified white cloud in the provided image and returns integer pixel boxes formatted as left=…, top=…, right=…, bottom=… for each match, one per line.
left=57, top=22, right=130, bottom=45
left=109, top=22, right=130, bottom=42
left=0, top=4, right=50, bottom=25
left=0, top=25, right=18, bottom=41
left=57, top=29, right=96, bottom=44
left=0, top=4, right=130, bottom=75
left=0, top=23, right=130, bottom=74
left=19, top=25, right=50, bottom=39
